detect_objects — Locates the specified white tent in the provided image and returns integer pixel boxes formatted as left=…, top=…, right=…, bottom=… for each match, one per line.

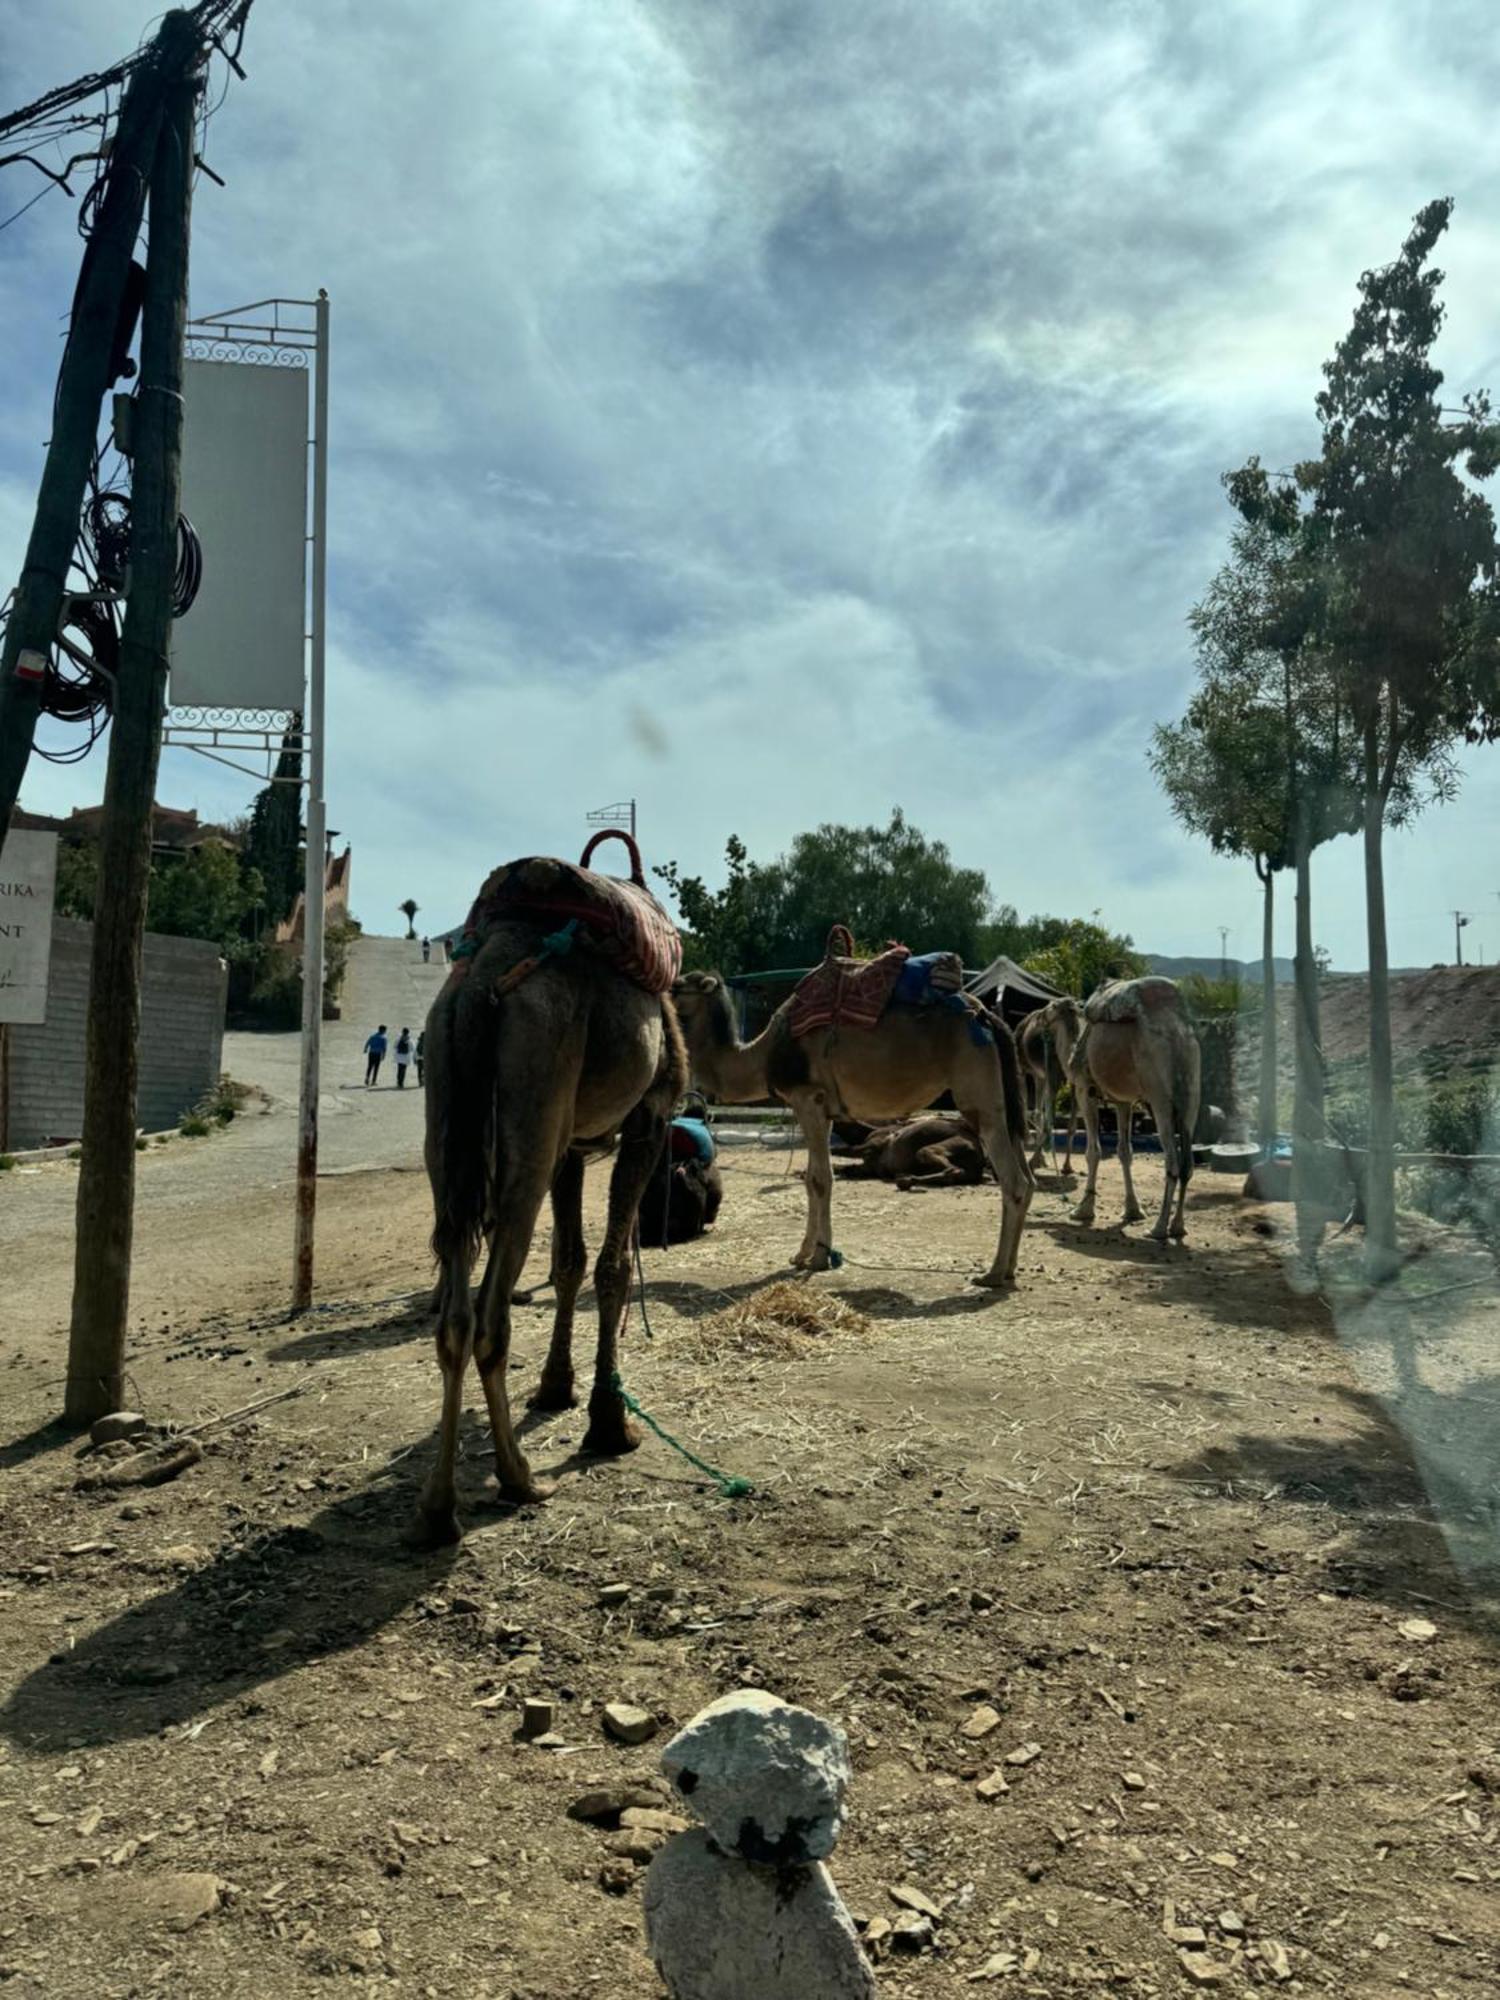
left=964, top=954, right=1064, bottom=1006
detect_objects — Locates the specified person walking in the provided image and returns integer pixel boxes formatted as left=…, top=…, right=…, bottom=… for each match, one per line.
left=421, top=935, right=431, bottom=963
left=394, top=1027, right=413, bottom=1089
left=414, top=1029, right=426, bottom=1086
left=363, top=1024, right=388, bottom=1087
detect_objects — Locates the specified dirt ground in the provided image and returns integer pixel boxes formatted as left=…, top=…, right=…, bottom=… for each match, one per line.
left=3, top=1134, right=1500, bottom=2000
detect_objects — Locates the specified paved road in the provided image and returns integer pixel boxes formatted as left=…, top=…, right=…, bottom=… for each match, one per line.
left=0, top=934, right=448, bottom=1254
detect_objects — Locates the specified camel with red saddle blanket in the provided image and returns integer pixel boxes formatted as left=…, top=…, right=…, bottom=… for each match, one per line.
left=416, top=832, right=686, bottom=1542
left=673, top=928, right=1034, bottom=1287
left=1041, top=976, right=1201, bottom=1242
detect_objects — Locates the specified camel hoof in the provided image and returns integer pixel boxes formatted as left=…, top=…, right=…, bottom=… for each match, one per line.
left=511, top=1287, right=536, bottom=1307
left=1148, top=1226, right=1171, bottom=1244
left=1169, top=1224, right=1187, bottom=1242
left=528, top=1374, right=577, bottom=1412
left=1070, top=1205, right=1095, bottom=1225
left=969, top=1270, right=1013, bottom=1290
left=581, top=1416, right=642, bottom=1460
left=495, top=1476, right=555, bottom=1506
left=409, top=1503, right=462, bottom=1549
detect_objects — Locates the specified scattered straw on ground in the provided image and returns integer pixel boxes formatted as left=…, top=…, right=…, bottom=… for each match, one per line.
left=682, top=1279, right=873, bottom=1357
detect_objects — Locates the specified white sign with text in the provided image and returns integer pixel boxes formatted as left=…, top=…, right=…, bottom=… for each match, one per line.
left=0, top=829, right=59, bottom=1024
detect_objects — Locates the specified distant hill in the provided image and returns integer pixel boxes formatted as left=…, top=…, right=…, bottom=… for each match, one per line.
left=1148, top=953, right=1298, bottom=984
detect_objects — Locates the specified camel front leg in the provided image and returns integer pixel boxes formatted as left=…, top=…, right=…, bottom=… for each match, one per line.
left=1060, top=1096, right=1078, bottom=1178
left=789, top=1094, right=837, bottom=1271
left=1026, top=1074, right=1046, bottom=1171
left=532, top=1150, right=587, bottom=1410
left=473, top=1150, right=558, bottom=1507
left=582, top=1106, right=666, bottom=1458
left=1146, top=1090, right=1180, bottom=1242
left=1118, top=1105, right=1144, bottom=1224
left=1071, top=1086, right=1102, bottom=1223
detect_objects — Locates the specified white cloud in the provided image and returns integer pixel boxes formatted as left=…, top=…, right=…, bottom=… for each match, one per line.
left=4, top=0, right=1500, bottom=970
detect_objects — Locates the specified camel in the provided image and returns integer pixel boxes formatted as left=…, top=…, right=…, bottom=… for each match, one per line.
left=419, top=916, right=686, bottom=1542
left=1016, top=1005, right=1078, bottom=1176
left=1043, top=979, right=1201, bottom=1242
left=672, top=971, right=1033, bottom=1284
left=838, top=1110, right=988, bottom=1188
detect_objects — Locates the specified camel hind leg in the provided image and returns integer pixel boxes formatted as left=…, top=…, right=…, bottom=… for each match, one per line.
left=415, top=1249, right=476, bottom=1546
left=532, top=1149, right=587, bottom=1410
left=1118, top=1104, right=1144, bottom=1225
left=953, top=1038, right=1032, bottom=1287
left=1071, top=1080, right=1103, bottom=1223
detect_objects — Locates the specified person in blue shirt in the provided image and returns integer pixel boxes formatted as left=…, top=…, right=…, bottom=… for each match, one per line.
left=364, top=1024, right=388, bottom=1087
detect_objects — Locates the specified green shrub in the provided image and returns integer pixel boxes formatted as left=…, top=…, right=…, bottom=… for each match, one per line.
left=179, top=1115, right=211, bottom=1138
left=0, top=1154, right=14, bottom=1171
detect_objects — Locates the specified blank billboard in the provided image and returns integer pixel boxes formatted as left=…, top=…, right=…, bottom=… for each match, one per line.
left=171, top=358, right=308, bottom=712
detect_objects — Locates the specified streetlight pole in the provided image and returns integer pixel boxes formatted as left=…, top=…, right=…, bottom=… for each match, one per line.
left=292, top=288, right=330, bottom=1314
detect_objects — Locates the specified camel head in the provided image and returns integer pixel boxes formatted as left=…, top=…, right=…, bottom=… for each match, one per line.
left=1042, top=995, right=1084, bottom=1061
left=671, top=970, right=739, bottom=1059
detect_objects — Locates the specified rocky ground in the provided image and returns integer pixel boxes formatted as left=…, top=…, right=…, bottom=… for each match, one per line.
left=3, top=942, right=1499, bottom=1998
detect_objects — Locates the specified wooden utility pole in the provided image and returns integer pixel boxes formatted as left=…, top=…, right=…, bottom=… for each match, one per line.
left=65, top=23, right=199, bottom=1423
left=0, top=13, right=197, bottom=861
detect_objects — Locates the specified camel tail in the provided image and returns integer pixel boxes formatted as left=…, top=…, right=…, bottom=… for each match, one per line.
left=427, top=989, right=496, bottom=1291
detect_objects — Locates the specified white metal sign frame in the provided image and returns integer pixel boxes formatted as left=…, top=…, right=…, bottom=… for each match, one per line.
left=168, top=292, right=330, bottom=1311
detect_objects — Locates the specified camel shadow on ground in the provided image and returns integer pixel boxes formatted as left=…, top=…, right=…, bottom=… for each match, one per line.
left=1032, top=1210, right=1329, bottom=1338
left=1164, top=1377, right=1500, bottom=1643
left=0, top=1447, right=473, bottom=1754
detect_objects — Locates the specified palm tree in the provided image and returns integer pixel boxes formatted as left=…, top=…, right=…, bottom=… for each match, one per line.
left=399, top=897, right=419, bottom=940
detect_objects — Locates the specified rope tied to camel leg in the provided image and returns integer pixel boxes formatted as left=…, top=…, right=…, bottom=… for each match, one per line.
left=609, top=1369, right=754, bottom=1499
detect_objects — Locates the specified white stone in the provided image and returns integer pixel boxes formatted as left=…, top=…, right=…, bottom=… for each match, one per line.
left=644, top=1829, right=877, bottom=2000
left=659, top=1688, right=851, bottom=1863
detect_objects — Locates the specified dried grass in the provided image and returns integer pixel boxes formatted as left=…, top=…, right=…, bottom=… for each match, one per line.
left=682, top=1280, right=872, bottom=1359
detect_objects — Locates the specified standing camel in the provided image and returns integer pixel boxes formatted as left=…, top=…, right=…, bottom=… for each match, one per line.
left=672, top=972, right=1033, bottom=1285
left=1016, top=1005, right=1078, bottom=1176
left=419, top=910, right=685, bottom=1544
left=1045, top=980, right=1201, bottom=1242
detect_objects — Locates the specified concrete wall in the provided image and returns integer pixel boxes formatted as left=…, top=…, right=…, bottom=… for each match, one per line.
left=4, top=917, right=226, bottom=1149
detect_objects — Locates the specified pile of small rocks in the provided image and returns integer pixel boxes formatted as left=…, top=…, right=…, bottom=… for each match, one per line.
left=641, top=1688, right=878, bottom=2000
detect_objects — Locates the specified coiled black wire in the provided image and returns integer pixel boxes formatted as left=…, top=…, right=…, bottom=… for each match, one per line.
left=85, top=488, right=203, bottom=616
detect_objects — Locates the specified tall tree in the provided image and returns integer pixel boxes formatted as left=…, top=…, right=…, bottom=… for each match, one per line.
left=1296, top=199, right=1500, bottom=1275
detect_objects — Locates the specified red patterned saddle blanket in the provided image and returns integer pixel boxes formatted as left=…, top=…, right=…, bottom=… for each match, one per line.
left=787, top=927, right=911, bottom=1039
left=451, top=832, right=681, bottom=997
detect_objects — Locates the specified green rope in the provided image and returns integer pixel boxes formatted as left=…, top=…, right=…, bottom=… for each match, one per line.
left=611, top=1369, right=754, bottom=1499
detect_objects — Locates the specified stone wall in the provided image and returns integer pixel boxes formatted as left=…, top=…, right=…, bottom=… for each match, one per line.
left=4, top=917, right=226, bottom=1149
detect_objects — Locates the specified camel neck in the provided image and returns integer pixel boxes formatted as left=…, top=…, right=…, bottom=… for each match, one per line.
left=694, top=1010, right=774, bottom=1104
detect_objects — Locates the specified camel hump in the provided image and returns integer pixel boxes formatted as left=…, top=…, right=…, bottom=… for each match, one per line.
left=1084, top=976, right=1184, bottom=1026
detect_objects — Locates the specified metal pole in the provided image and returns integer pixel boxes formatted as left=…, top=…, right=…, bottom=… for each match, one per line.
left=292, top=289, right=329, bottom=1313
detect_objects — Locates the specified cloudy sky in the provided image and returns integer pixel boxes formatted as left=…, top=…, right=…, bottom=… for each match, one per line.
left=4, top=0, right=1500, bottom=969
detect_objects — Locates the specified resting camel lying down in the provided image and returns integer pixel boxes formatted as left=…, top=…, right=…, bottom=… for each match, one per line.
left=838, top=1111, right=988, bottom=1189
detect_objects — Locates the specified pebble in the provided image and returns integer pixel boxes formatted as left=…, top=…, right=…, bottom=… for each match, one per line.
left=603, top=1701, right=658, bottom=1746
left=1003, top=1742, right=1042, bottom=1767
left=90, top=1411, right=148, bottom=1446
left=1121, top=1770, right=1147, bottom=1791
left=891, top=1910, right=935, bottom=1952
left=889, top=1884, right=942, bottom=1921
left=621, top=1807, right=689, bottom=1836
left=520, top=1699, right=555, bottom=1741
left=600, top=1583, right=632, bottom=1606
left=974, top=1771, right=1010, bottom=1801
left=961, top=1705, right=1001, bottom=1741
